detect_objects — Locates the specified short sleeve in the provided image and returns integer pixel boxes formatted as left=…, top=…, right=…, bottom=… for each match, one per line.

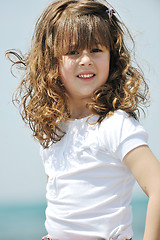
left=98, top=110, right=148, bottom=161
left=40, top=145, right=52, bottom=176
left=40, top=146, right=44, bottom=161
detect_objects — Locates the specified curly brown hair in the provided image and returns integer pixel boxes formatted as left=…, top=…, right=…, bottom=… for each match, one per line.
left=6, top=0, right=149, bottom=148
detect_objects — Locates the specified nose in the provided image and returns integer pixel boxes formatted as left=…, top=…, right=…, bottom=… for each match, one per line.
left=79, top=51, right=93, bottom=66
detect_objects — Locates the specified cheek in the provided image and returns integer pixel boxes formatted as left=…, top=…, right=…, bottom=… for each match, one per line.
left=59, top=59, right=74, bottom=82
left=59, top=63, right=72, bottom=92
left=59, top=63, right=68, bottom=84
left=102, top=57, right=110, bottom=77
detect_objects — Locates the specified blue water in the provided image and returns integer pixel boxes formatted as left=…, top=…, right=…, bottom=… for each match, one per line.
left=0, top=198, right=148, bottom=240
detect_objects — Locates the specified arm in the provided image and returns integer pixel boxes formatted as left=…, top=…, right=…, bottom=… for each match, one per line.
left=123, top=145, right=160, bottom=240
left=46, top=175, right=49, bottom=205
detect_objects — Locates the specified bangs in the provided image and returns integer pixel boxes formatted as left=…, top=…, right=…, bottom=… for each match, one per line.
left=54, top=13, right=112, bottom=57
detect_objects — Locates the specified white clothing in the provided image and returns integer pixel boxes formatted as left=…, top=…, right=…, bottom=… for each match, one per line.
left=40, top=110, right=148, bottom=240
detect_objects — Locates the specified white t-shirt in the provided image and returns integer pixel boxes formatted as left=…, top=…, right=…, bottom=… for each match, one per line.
left=40, top=110, right=148, bottom=240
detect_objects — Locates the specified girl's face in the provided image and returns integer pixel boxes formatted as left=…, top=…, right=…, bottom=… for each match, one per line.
left=59, top=45, right=110, bottom=103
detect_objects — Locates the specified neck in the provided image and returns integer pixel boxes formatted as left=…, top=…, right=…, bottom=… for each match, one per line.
left=69, top=98, right=92, bottom=119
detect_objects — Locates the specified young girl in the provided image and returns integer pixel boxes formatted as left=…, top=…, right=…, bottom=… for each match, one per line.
left=6, top=0, right=160, bottom=239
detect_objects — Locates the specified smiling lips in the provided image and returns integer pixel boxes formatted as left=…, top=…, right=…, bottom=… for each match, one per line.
left=77, top=73, right=96, bottom=79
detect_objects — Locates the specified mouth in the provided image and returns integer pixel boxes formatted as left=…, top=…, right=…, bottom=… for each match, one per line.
left=77, top=73, right=96, bottom=79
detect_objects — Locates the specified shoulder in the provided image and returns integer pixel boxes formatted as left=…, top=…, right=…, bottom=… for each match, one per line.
left=98, top=110, right=148, bottom=160
left=99, top=109, right=140, bottom=135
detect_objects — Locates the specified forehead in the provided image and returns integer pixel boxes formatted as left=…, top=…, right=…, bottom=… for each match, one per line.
left=62, top=32, right=104, bottom=50
left=54, top=13, right=111, bottom=57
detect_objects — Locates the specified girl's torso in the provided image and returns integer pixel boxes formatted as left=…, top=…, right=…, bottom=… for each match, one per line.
left=41, top=110, right=148, bottom=240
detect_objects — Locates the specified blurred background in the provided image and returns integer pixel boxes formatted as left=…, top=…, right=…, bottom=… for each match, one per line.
left=0, top=0, right=160, bottom=239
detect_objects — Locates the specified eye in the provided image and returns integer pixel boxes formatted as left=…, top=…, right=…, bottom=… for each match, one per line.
left=90, top=48, right=103, bottom=53
left=67, top=50, right=79, bottom=55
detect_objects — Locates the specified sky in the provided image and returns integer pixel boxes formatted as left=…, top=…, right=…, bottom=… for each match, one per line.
left=1, top=0, right=160, bottom=205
